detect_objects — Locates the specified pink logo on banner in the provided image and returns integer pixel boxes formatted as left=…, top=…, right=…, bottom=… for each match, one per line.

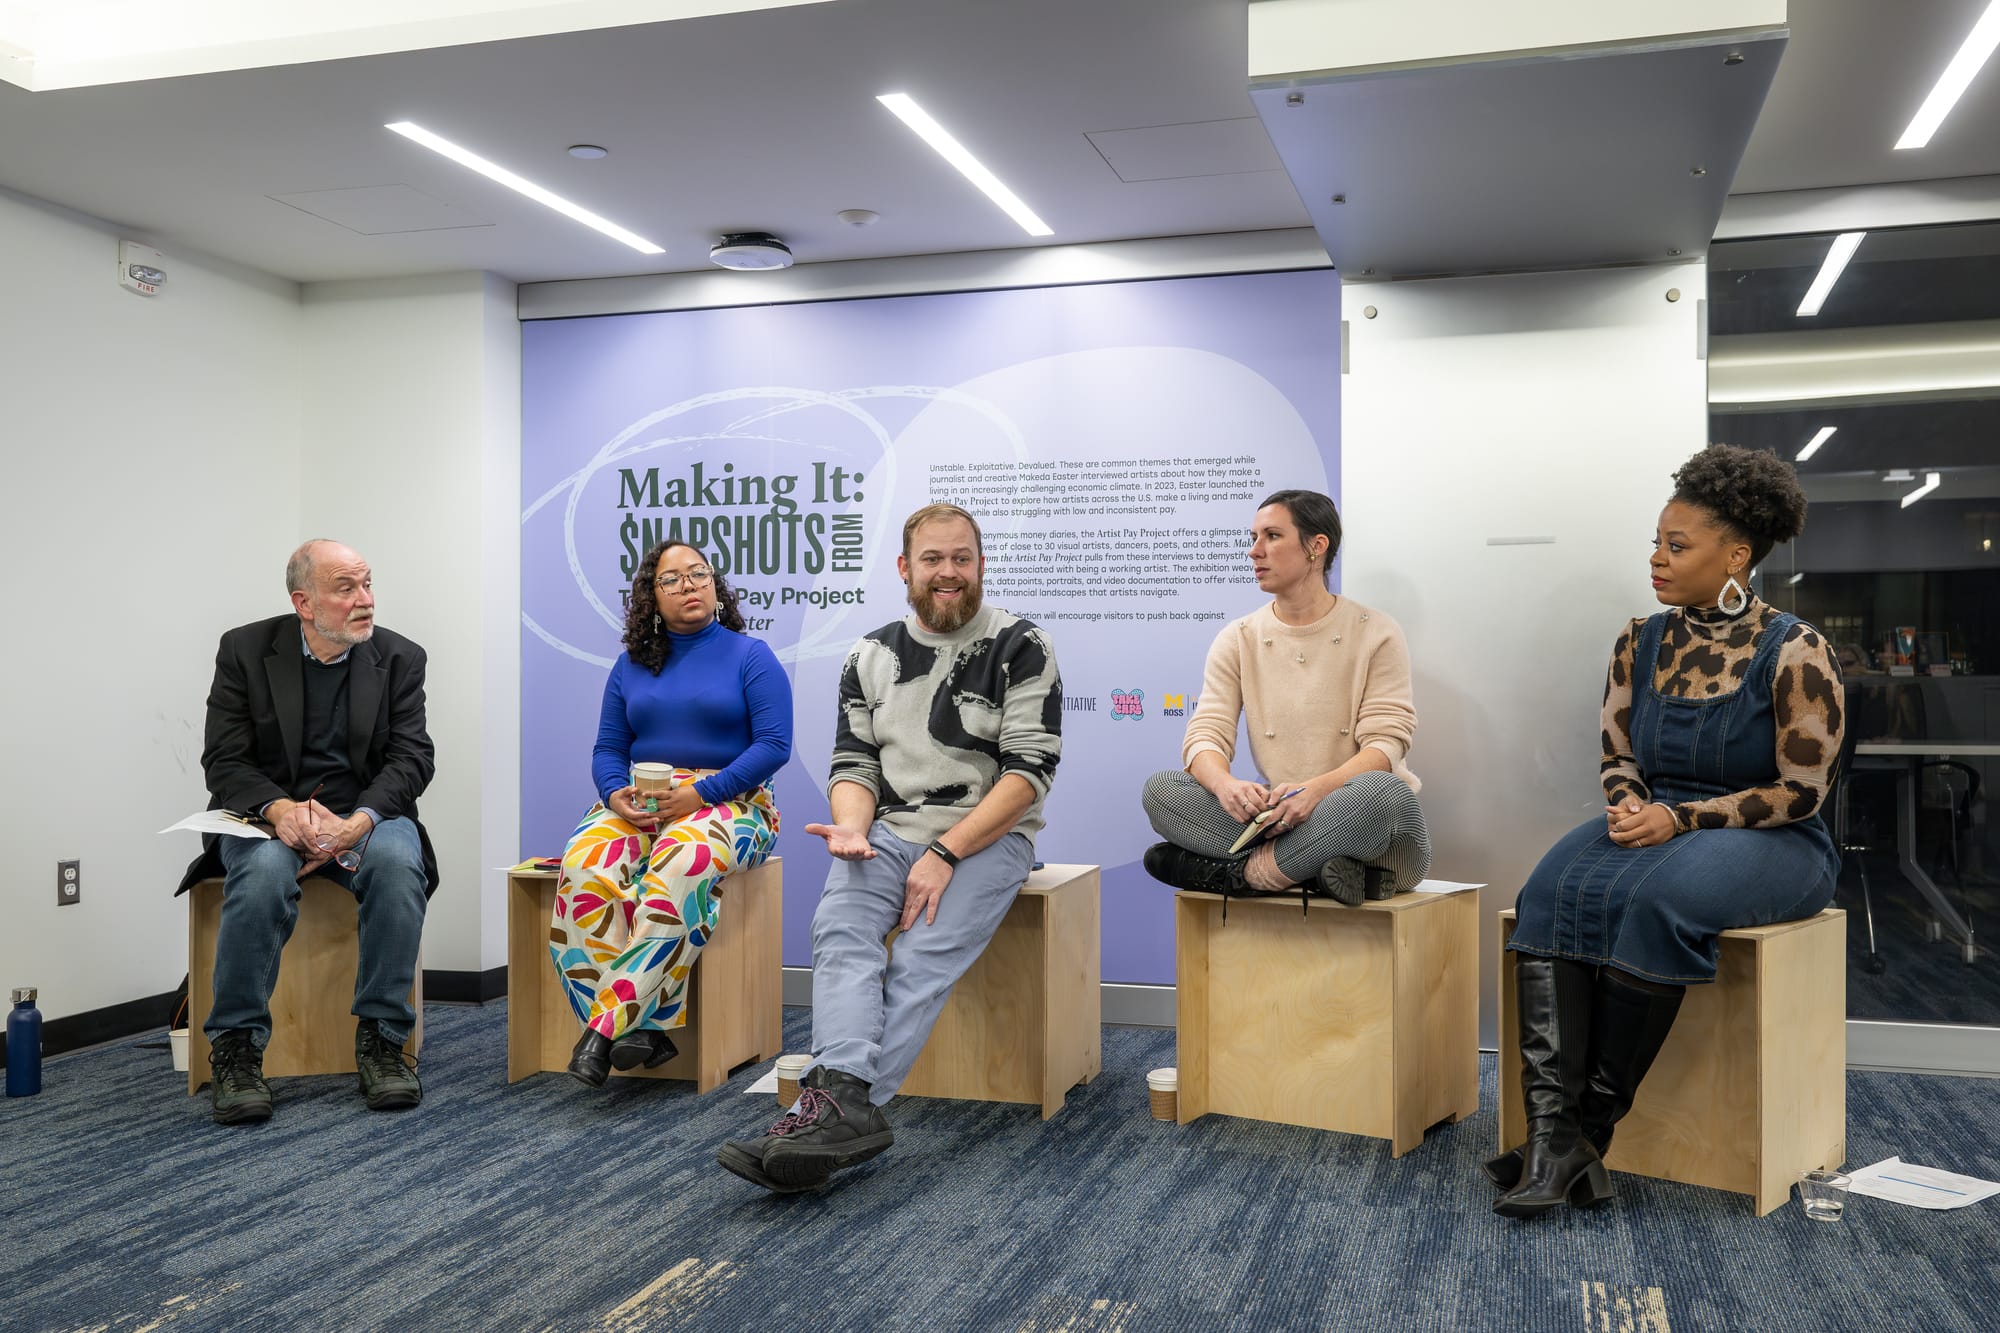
left=1110, top=689, right=1145, bottom=720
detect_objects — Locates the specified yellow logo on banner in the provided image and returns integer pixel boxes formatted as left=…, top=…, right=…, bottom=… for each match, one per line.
left=1163, top=694, right=1185, bottom=710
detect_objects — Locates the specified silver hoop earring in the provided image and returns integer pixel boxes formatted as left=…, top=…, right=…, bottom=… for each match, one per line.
left=1717, top=575, right=1748, bottom=616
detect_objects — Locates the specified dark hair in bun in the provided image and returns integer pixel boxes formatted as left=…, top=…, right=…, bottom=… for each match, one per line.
left=1670, top=443, right=1808, bottom=567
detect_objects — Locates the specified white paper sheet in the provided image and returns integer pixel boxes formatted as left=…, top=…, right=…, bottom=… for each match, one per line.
left=1409, top=879, right=1485, bottom=895
left=158, top=811, right=272, bottom=840
left=1845, top=1156, right=2000, bottom=1210
left=743, top=1067, right=780, bottom=1095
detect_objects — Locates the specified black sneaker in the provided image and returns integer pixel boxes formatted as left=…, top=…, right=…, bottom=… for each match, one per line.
left=721, top=1067, right=894, bottom=1192
left=209, top=1030, right=272, bottom=1125
left=1142, top=843, right=1249, bottom=895
left=355, top=1020, right=422, bottom=1111
left=1313, top=857, right=1367, bottom=906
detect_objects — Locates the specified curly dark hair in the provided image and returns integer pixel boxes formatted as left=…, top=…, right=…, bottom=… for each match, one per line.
left=1258, top=489, right=1342, bottom=588
left=622, top=541, right=746, bottom=674
left=1670, top=444, right=1809, bottom=567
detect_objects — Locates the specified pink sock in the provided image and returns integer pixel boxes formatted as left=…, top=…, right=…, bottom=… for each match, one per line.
left=1245, top=844, right=1295, bottom=893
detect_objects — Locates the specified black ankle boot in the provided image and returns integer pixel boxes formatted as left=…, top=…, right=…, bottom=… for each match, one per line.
left=1493, top=956, right=1610, bottom=1218
left=610, top=1029, right=678, bottom=1071
left=567, top=1028, right=614, bottom=1087
left=1484, top=967, right=1684, bottom=1189
left=1143, top=843, right=1248, bottom=896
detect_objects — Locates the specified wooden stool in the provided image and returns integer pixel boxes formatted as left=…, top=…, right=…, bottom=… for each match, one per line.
left=894, top=863, right=1102, bottom=1119
left=1175, top=887, right=1479, bottom=1157
left=1496, top=907, right=1847, bottom=1216
left=507, top=858, right=783, bottom=1093
left=186, top=876, right=424, bottom=1095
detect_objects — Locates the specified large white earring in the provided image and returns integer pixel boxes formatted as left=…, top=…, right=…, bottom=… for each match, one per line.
left=1717, top=574, right=1748, bottom=615
left=653, top=612, right=663, bottom=632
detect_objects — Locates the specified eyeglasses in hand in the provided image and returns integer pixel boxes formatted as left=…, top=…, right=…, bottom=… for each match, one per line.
left=305, top=782, right=371, bottom=873
left=654, top=568, right=715, bottom=591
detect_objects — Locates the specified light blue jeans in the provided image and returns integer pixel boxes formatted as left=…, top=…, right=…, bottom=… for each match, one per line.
left=208, top=816, right=428, bottom=1047
left=809, top=823, right=1034, bottom=1105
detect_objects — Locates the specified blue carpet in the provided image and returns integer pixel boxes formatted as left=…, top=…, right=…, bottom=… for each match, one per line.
left=4, top=1005, right=1998, bottom=1332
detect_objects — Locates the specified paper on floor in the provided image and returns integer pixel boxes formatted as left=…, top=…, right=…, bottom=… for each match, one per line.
left=1845, top=1156, right=2000, bottom=1209
left=743, top=1066, right=780, bottom=1095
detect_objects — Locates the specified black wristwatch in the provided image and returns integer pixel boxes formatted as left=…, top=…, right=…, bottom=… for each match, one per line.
left=926, top=840, right=961, bottom=868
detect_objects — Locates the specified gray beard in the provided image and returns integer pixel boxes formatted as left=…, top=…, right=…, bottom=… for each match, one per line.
left=314, top=614, right=374, bottom=648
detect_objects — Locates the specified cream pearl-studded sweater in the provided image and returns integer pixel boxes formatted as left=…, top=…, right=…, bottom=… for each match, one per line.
left=1180, top=597, right=1420, bottom=793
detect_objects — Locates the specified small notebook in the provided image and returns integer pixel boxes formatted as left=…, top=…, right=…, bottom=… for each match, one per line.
left=1227, top=809, right=1279, bottom=854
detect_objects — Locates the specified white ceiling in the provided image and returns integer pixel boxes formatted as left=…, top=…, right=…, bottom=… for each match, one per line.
left=0, top=0, right=1995, bottom=286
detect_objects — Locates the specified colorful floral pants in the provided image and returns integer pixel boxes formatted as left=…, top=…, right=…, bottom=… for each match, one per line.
left=549, top=776, right=777, bottom=1039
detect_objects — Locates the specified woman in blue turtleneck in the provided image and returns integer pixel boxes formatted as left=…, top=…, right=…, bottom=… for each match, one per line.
left=550, top=540, right=793, bottom=1087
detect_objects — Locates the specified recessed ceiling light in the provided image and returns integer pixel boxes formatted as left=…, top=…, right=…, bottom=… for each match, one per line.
left=1796, top=426, right=1837, bottom=462
left=1895, top=0, right=2000, bottom=149
left=1901, top=471, right=1941, bottom=508
left=876, top=93, right=1052, bottom=237
left=837, top=208, right=880, bottom=227
left=384, top=121, right=662, bottom=255
left=1796, top=232, right=1865, bottom=317
left=567, top=144, right=609, bottom=160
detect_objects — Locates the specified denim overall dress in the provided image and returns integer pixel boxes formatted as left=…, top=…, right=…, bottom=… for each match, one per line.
left=1509, top=608, right=1840, bottom=984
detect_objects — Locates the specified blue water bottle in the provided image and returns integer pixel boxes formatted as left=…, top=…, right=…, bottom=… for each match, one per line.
left=6, top=987, right=41, bottom=1097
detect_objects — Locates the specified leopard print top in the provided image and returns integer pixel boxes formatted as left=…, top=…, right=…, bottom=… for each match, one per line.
left=1600, top=596, right=1844, bottom=832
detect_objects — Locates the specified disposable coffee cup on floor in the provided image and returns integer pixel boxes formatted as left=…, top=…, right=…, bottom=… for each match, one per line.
left=631, top=763, right=676, bottom=794
left=1147, top=1067, right=1178, bottom=1122
left=169, top=1028, right=189, bottom=1073
left=775, top=1054, right=812, bottom=1108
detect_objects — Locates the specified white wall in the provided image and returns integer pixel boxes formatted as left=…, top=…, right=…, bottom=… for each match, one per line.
left=1248, top=0, right=1785, bottom=78
left=1339, top=264, right=1711, bottom=1044
left=298, top=272, right=520, bottom=976
left=0, top=183, right=521, bottom=1023
left=0, top=186, right=304, bottom=1022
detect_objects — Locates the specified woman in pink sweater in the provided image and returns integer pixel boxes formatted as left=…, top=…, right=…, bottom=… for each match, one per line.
left=1141, top=489, right=1431, bottom=905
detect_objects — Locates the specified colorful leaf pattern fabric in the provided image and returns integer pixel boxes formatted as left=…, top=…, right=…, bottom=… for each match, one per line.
left=548, top=771, right=777, bottom=1039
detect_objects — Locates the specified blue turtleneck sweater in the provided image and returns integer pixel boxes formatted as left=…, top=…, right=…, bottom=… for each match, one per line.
left=590, top=620, right=793, bottom=806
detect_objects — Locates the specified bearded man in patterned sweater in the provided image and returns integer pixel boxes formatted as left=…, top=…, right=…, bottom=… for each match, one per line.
left=718, top=503, right=1063, bottom=1194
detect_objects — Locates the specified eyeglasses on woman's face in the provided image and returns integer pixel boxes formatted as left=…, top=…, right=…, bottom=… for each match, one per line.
left=654, top=568, right=715, bottom=592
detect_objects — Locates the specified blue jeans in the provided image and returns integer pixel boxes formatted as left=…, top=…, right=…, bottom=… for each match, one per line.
left=208, top=817, right=428, bottom=1047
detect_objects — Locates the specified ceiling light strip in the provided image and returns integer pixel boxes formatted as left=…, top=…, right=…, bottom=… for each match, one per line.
left=384, top=121, right=662, bottom=255
left=876, top=93, right=1052, bottom=237
left=1796, top=232, right=1865, bottom=317
left=1900, top=471, right=1941, bottom=508
left=1895, top=1, right=2000, bottom=150
left=1795, top=426, right=1837, bottom=462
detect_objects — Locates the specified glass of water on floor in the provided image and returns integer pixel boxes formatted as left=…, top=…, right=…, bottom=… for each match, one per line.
left=1799, top=1169, right=1851, bottom=1222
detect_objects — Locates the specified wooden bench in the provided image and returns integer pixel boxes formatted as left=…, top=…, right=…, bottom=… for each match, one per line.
left=506, top=858, right=783, bottom=1093
left=893, top=862, right=1102, bottom=1120
left=1175, top=886, right=1479, bottom=1157
left=1496, top=907, right=1847, bottom=1216
left=187, top=876, right=424, bottom=1094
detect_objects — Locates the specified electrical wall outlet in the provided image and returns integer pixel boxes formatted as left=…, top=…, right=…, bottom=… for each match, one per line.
left=57, top=859, right=80, bottom=906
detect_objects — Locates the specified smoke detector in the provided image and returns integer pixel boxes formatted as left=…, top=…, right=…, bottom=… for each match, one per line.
left=709, top=232, right=793, bottom=270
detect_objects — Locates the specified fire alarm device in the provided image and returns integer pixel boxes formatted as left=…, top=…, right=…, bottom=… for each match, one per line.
left=118, top=240, right=166, bottom=296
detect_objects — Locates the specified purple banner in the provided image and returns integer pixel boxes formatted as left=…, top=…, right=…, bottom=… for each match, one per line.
left=521, top=269, right=1340, bottom=983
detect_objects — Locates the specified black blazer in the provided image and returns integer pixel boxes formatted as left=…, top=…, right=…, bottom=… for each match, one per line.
left=174, top=615, right=440, bottom=897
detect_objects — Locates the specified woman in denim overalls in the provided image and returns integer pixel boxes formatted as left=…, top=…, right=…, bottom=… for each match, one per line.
left=1492, top=446, right=1845, bottom=1219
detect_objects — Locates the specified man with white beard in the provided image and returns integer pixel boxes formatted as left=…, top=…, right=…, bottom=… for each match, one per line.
left=176, top=540, right=436, bottom=1125
left=718, top=504, right=1063, bottom=1193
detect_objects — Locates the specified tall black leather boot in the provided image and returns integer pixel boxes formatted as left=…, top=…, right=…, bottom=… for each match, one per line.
left=1483, top=966, right=1685, bottom=1189
left=1493, top=956, right=1611, bottom=1219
